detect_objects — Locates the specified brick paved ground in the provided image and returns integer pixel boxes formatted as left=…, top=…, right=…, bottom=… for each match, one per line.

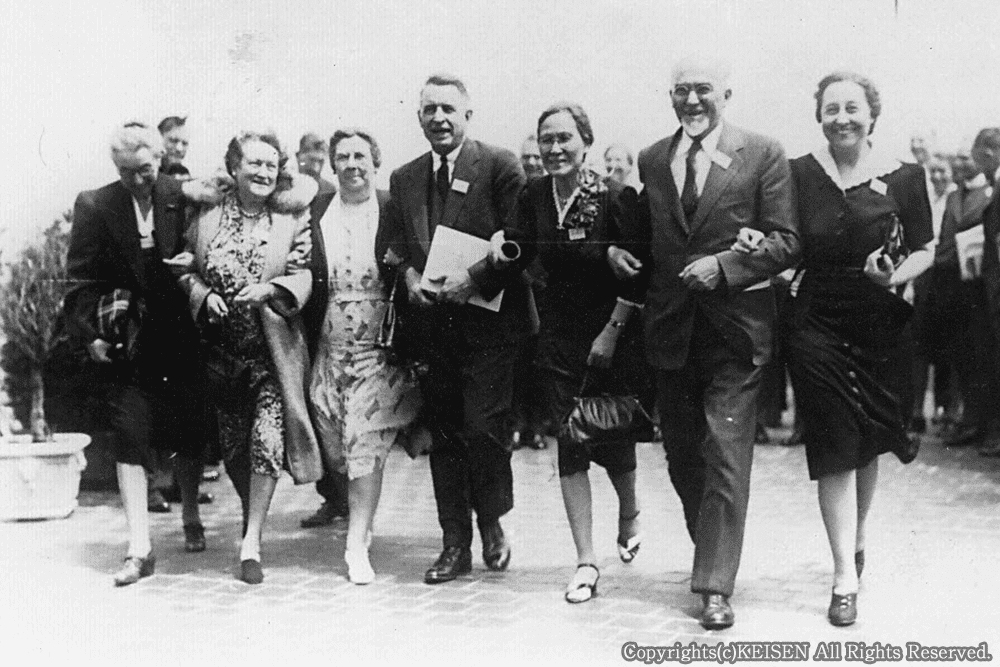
left=3, top=426, right=1000, bottom=666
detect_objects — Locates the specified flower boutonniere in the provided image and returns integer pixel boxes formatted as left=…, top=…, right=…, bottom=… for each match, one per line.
left=561, top=167, right=607, bottom=231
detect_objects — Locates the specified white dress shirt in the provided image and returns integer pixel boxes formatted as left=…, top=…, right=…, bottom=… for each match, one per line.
left=131, top=196, right=155, bottom=249
left=671, top=123, right=724, bottom=197
left=431, top=142, right=464, bottom=184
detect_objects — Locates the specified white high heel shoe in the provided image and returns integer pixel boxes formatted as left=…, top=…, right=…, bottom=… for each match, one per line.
left=345, top=548, right=375, bottom=585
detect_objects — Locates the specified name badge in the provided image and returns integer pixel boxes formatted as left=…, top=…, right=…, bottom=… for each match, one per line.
left=568, top=227, right=587, bottom=241
left=452, top=179, right=469, bottom=194
left=986, top=186, right=994, bottom=200
left=711, top=151, right=732, bottom=169
left=870, top=178, right=887, bottom=196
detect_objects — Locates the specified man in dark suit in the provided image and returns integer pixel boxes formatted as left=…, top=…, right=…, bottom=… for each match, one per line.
left=610, top=56, right=799, bottom=629
left=383, top=73, right=528, bottom=583
left=928, top=140, right=994, bottom=448
left=971, top=128, right=1000, bottom=457
left=65, top=122, right=206, bottom=585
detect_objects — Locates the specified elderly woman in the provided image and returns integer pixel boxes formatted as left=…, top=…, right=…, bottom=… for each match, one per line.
left=499, top=103, right=650, bottom=603
left=179, top=130, right=322, bottom=584
left=772, top=73, right=933, bottom=625
left=305, top=129, right=421, bottom=584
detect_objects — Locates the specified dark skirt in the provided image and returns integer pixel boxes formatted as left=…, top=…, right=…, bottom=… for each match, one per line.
left=787, top=269, right=914, bottom=479
left=536, top=318, right=652, bottom=477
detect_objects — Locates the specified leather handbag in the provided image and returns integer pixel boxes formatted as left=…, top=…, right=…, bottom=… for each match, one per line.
left=881, top=213, right=908, bottom=269
left=562, top=372, right=653, bottom=449
left=375, top=271, right=408, bottom=365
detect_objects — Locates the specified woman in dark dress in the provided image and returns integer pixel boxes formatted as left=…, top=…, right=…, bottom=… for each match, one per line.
left=780, top=72, right=933, bottom=625
left=500, top=103, right=650, bottom=603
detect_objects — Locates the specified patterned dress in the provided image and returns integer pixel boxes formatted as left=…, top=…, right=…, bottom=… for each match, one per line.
left=202, top=195, right=287, bottom=478
left=309, top=196, right=421, bottom=479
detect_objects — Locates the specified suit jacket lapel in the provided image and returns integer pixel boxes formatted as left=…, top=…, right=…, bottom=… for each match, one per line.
left=408, top=154, right=432, bottom=254
left=442, top=140, right=479, bottom=231
left=661, top=131, right=690, bottom=235
left=106, top=183, right=146, bottom=286
left=690, top=124, right=743, bottom=232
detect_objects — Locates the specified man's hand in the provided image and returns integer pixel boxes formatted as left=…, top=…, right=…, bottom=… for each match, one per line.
left=731, top=227, right=765, bottom=254
left=404, top=266, right=434, bottom=306
left=434, top=270, right=475, bottom=305
left=233, top=284, right=276, bottom=308
left=607, top=245, right=642, bottom=280
left=88, top=338, right=113, bottom=363
left=679, top=255, right=722, bottom=291
left=863, top=247, right=893, bottom=288
left=587, top=326, right=620, bottom=369
left=205, top=292, right=229, bottom=324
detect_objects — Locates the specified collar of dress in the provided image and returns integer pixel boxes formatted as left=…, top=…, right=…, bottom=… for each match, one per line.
left=810, top=142, right=901, bottom=192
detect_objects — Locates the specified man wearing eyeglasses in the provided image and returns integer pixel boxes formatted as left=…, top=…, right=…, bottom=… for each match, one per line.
left=608, top=55, right=799, bottom=629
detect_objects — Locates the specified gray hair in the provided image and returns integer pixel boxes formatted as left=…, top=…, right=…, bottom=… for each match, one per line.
left=110, top=122, right=163, bottom=166
left=671, top=55, right=732, bottom=89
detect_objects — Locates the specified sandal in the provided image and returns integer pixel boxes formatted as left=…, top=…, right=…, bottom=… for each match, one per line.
left=617, top=511, right=642, bottom=563
left=565, top=564, right=600, bottom=603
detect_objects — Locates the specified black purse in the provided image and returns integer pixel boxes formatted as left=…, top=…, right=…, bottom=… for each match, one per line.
left=374, top=272, right=401, bottom=363
left=881, top=213, right=908, bottom=269
left=562, top=371, right=653, bottom=449
left=200, top=318, right=251, bottom=411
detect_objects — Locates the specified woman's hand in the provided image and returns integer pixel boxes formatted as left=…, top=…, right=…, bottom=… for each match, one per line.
left=731, top=227, right=765, bottom=254
left=587, top=326, right=620, bottom=369
left=349, top=349, right=381, bottom=376
left=205, top=292, right=229, bottom=324
left=863, top=247, right=894, bottom=287
left=162, top=251, right=195, bottom=276
left=233, top=283, right=277, bottom=308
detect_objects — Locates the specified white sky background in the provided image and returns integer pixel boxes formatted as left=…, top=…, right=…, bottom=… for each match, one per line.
left=2, top=0, right=999, bottom=254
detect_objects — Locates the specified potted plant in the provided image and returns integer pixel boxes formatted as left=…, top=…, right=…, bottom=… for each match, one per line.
left=0, top=213, right=90, bottom=520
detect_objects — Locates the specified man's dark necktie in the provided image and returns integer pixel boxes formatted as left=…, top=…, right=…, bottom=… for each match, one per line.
left=436, top=155, right=450, bottom=199
left=681, top=139, right=702, bottom=219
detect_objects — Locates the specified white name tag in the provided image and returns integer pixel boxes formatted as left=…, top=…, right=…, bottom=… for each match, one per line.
left=452, top=179, right=469, bottom=194
left=712, top=151, right=732, bottom=169
left=568, top=227, right=587, bottom=241
left=870, top=178, right=887, bottom=195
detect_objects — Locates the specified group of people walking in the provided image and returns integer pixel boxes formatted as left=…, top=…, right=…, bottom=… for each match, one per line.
left=64, top=53, right=1000, bottom=631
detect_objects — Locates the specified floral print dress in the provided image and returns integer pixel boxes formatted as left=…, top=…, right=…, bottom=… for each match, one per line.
left=202, top=195, right=286, bottom=478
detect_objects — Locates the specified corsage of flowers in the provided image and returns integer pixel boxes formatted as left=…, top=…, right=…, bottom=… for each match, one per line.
left=558, top=166, right=607, bottom=231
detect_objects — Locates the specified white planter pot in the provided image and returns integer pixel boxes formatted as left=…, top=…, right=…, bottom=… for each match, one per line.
left=0, top=433, right=90, bottom=521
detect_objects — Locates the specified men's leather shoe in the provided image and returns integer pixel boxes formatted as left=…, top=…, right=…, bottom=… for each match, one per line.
left=300, top=501, right=348, bottom=528
left=114, top=554, right=156, bottom=586
left=147, top=489, right=170, bottom=513
left=480, top=522, right=511, bottom=571
left=700, top=594, right=734, bottom=630
left=424, top=546, right=472, bottom=584
left=978, top=441, right=1000, bottom=457
left=944, top=425, right=983, bottom=448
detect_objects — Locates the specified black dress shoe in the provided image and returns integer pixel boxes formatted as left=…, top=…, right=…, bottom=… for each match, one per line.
left=240, top=559, right=264, bottom=585
left=828, top=590, right=857, bottom=626
left=183, top=523, right=206, bottom=553
left=700, top=594, right=734, bottom=630
left=424, top=546, right=472, bottom=584
left=480, top=522, right=511, bottom=571
left=147, top=489, right=170, bottom=513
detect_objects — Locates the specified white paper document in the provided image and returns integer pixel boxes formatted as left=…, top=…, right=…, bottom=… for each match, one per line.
left=420, top=225, right=504, bottom=312
left=956, top=224, right=985, bottom=281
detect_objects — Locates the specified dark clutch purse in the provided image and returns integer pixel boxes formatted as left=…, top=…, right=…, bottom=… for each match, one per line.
left=562, top=372, right=653, bottom=449
left=199, top=318, right=251, bottom=411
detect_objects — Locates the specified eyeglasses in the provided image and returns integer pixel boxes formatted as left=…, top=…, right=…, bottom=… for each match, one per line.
left=671, top=84, right=715, bottom=99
